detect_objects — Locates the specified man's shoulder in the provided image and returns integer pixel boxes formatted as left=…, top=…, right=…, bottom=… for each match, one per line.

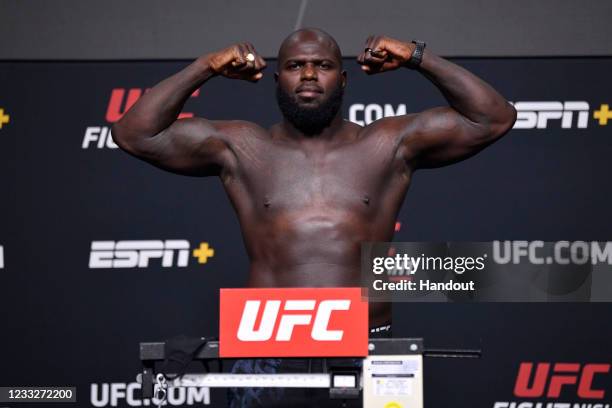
left=200, top=119, right=271, bottom=149
left=213, top=119, right=268, bottom=136
left=357, top=113, right=418, bottom=140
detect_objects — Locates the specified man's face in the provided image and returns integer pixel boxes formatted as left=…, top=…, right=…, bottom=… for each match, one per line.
left=275, top=39, right=346, bottom=134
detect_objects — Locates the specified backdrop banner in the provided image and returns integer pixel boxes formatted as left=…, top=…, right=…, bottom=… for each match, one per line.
left=1, top=58, right=611, bottom=407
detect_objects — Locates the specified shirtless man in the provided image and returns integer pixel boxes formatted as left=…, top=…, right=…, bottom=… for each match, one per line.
left=112, top=27, right=515, bottom=341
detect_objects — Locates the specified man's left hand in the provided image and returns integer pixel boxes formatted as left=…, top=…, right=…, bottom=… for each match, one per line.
left=357, top=36, right=416, bottom=74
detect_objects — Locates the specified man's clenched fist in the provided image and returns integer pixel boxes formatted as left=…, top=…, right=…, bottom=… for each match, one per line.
left=357, top=36, right=417, bottom=75
left=206, top=42, right=267, bottom=82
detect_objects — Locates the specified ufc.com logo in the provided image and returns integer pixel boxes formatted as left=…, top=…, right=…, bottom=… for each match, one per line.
left=515, top=362, right=610, bottom=399
left=219, top=288, right=368, bottom=358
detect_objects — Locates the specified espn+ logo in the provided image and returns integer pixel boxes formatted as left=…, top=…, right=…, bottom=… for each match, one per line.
left=237, top=299, right=350, bottom=342
left=511, top=102, right=589, bottom=130
left=494, top=362, right=611, bottom=408
left=89, top=240, right=214, bottom=269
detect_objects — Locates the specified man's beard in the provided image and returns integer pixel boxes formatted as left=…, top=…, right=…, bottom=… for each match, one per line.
left=276, top=83, right=344, bottom=136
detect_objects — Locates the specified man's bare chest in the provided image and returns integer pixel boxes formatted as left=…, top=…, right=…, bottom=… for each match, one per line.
left=229, top=136, right=406, bottom=210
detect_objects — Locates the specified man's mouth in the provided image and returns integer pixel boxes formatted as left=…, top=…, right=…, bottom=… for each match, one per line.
left=296, top=86, right=323, bottom=98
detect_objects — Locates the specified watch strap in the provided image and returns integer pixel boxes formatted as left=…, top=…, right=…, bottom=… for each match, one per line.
left=406, top=40, right=426, bottom=69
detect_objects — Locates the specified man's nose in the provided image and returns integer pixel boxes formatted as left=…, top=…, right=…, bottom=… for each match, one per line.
left=301, top=64, right=317, bottom=80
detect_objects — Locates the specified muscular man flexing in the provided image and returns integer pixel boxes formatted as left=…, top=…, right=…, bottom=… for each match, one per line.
left=112, top=28, right=515, bottom=331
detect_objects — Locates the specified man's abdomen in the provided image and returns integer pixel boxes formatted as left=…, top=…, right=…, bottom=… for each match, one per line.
left=245, top=209, right=392, bottom=327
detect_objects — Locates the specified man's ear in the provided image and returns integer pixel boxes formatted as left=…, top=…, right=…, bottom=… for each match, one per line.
left=341, top=70, right=347, bottom=88
left=274, top=72, right=279, bottom=82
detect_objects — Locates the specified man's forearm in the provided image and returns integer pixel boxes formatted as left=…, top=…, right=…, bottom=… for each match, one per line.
left=416, top=50, right=515, bottom=131
left=113, top=57, right=215, bottom=141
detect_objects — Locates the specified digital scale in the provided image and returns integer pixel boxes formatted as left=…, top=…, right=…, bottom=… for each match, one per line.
left=138, top=338, right=480, bottom=407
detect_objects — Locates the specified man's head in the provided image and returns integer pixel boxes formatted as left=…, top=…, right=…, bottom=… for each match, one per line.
left=275, top=28, right=346, bottom=135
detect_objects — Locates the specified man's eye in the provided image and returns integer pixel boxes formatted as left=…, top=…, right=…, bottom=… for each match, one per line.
left=288, top=63, right=301, bottom=69
left=320, top=63, right=331, bottom=69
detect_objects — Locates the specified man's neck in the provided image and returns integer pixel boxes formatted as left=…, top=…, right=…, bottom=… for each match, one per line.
left=280, top=113, right=345, bottom=142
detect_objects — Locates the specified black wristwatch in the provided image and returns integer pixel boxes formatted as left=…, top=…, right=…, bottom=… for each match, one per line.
left=405, top=40, right=426, bottom=69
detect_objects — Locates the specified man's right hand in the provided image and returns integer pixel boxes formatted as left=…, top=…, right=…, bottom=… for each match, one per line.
left=113, top=41, right=267, bottom=177
left=206, top=43, right=267, bottom=82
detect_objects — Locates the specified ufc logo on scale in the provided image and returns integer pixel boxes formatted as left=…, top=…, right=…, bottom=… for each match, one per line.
left=219, top=288, right=368, bottom=357
left=237, top=299, right=350, bottom=341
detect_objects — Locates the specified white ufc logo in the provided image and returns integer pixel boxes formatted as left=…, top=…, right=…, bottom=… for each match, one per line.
left=237, top=299, right=351, bottom=342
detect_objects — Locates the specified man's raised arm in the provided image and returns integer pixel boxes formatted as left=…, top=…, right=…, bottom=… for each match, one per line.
left=358, top=36, right=517, bottom=169
left=112, top=43, right=266, bottom=176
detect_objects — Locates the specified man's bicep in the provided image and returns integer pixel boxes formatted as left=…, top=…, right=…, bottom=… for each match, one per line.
left=132, top=117, right=236, bottom=177
left=401, top=107, right=491, bottom=169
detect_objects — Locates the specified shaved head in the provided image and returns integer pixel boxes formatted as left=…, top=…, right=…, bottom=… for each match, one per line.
left=275, top=28, right=346, bottom=135
left=277, top=28, right=342, bottom=66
